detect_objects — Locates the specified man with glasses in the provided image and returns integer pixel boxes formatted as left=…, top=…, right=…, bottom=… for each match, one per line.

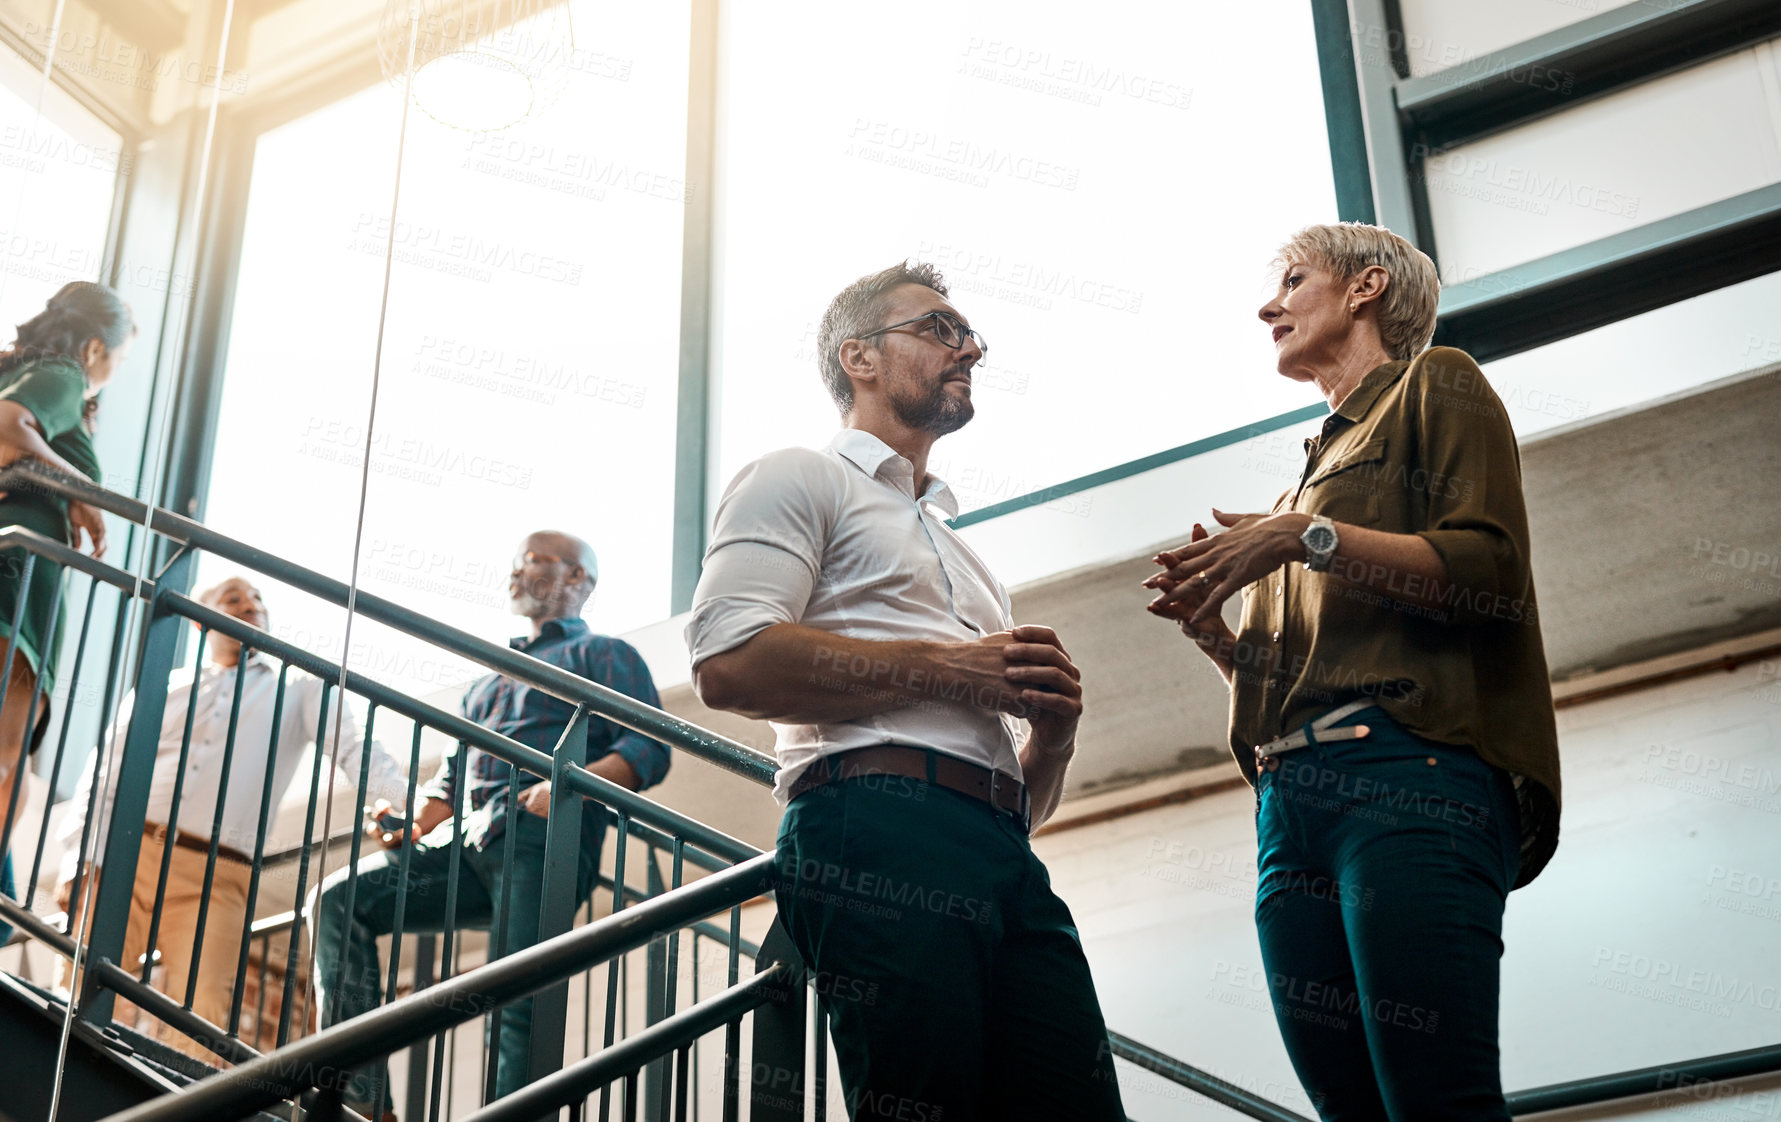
left=687, top=262, right=1125, bottom=1119
left=315, top=530, right=670, bottom=1117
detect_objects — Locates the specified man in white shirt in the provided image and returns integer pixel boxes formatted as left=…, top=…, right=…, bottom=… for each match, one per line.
left=687, top=262, right=1125, bottom=1119
left=59, top=576, right=408, bottom=1057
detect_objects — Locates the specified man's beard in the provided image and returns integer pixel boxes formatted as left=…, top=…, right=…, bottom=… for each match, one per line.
left=890, top=370, right=974, bottom=436
left=511, top=588, right=548, bottom=616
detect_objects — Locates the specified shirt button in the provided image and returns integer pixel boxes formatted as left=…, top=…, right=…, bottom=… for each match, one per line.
left=1275, top=585, right=1283, bottom=597
left=1272, top=630, right=1282, bottom=641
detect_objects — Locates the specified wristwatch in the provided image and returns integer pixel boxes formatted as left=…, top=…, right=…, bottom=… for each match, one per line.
left=1300, top=515, right=1339, bottom=572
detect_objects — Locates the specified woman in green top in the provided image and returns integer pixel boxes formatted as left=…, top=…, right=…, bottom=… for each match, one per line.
left=0, top=281, right=134, bottom=941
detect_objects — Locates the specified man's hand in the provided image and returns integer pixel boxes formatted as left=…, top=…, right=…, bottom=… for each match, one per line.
left=1144, top=509, right=1309, bottom=626
left=1001, top=624, right=1082, bottom=755
left=68, top=500, right=107, bottom=559
left=365, top=798, right=419, bottom=849
left=928, top=631, right=1035, bottom=717
left=517, top=782, right=551, bottom=819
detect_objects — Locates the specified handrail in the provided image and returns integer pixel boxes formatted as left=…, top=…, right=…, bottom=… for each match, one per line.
left=1112, top=1028, right=1781, bottom=1118
left=102, top=851, right=779, bottom=1122
left=0, top=524, right=756, bottom=874
left=1109, top=1031, right=1316, bottom=1122
left=1504, top=1043, right=1781, bottom=1116
left=169, top=592, right=760, bottom=866
left=0, top=462, right=776, bottom=787
left=461, top=963, right=791, bottom=1122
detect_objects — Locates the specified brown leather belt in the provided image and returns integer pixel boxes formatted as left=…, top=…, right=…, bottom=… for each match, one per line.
left=144, top=822, right=253, bottom=867
left=788, top=745, right=1029, bottom=829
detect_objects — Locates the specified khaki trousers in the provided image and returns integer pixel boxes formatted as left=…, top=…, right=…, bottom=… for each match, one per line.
left=67, top=833, right=253, bottom=1062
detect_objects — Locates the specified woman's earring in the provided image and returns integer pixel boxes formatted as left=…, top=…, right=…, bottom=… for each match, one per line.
left=1349, top=303, right=1358, bottom=314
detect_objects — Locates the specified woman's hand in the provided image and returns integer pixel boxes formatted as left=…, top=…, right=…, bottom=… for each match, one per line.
left=1144, top=508, right=1310, bottom=627
left=67, top=500, right=107, bottom=559
left=1144, top=524, right=1237, bottom=670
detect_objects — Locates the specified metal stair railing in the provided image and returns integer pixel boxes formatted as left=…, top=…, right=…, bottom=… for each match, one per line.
left=0, top=461, right=775, bottom=787
left=99, top=852, right=780, bottom=1122
left=0, top=467, right=777, bottom=1117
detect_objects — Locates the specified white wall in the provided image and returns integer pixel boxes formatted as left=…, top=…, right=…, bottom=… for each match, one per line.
left=1034, top=658, right=1781, bottom=1119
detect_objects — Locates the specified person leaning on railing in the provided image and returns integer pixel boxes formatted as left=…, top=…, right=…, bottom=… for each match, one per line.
left=0, top=281, right=133, bottom=950
left=56, top=575, right=410, bottom=1059
left=1143, top=222, right=1562, bottom=1121
left=315, top=529, right=670, bottom=1118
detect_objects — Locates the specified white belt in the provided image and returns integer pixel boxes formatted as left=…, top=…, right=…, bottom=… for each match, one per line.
left=1253, top=699, right=1379, bottom=771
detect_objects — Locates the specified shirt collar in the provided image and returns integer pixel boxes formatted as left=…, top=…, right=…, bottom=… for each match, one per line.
left=511, top=615, right=588, bottom=649
left=827, top=430, right=960, bottom=517
left=1332, top=360, right=1409, bottom=424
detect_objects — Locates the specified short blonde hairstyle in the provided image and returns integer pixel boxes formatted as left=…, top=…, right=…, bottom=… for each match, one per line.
left=1273, top=223, right=1439, bottom=361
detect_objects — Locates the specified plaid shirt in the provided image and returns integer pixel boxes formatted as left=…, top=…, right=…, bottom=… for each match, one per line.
left=422, top=617, right=669, bottom=851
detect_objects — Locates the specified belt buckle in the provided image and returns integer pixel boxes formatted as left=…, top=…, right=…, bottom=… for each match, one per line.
left=987, top=768, right=1020, bottom=819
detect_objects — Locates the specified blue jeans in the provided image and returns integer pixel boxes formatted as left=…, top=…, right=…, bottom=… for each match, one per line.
left=1254, top=707, right=1520, bottom=1122
left=314, top=807, right=602, bottom=1110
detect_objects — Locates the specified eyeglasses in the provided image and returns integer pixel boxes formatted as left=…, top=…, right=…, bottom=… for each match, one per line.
left=511, top=551, right=564, bottom=571
left=855, top=310, right=987, bottom=356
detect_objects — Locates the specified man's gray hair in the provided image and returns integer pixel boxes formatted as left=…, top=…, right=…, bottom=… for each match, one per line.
left=817, top=260, right=949, bottom=416
left=1273, top=223, right=1440, bottom=361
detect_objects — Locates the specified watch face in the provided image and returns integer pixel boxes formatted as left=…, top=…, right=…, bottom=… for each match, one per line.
left=1307, top=525, right=1337, bottom=552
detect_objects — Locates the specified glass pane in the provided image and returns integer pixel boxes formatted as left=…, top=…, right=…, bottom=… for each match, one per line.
left=201, top=0, right=689, bottom=697
left=0, top=44, right=121, bottom=331
left=1424, top=41, right=1781, bottom=285
left=1392, top=0, right=1645, bottom=79
left=711, top=0, right=1338, bottom=515
left=1483, top=270, right=1781, bottom=439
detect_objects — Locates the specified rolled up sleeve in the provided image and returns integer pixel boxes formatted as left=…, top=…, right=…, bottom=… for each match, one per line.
left=685, top=449, right=830, bottom=669
left=593, top=640, right=672, bottom=790
left=1412, top=348, right=1535, bottom=626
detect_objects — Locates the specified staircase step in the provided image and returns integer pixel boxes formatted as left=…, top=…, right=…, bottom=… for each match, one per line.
left=0, top=968, right=293, bottom=1122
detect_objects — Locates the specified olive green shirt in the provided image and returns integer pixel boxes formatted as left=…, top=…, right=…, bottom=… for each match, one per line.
left=1226, top=347, right=1561, bottom=887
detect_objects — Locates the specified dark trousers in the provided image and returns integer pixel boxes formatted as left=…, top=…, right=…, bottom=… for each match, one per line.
left=775, top=768, right=1125, bottom=1122
left=314, top=808, right=602, bottom=1109
left=1254, top=707, right=1521, bottom=1122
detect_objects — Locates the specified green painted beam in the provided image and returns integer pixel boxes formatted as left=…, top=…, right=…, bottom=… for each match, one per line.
left=948, top=403, right=1329, bottom=530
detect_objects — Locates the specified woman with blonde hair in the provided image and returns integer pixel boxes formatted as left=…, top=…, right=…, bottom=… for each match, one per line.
left=0, top=280, right=133, bottom=947
left=1144, top=223, right=1560, bottom=1120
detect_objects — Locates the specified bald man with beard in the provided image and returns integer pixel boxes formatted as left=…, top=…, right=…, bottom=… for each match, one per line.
left=314, top=531, right=669, bottom=1116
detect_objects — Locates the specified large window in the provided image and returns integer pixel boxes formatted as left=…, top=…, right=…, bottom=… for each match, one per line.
left=709, top=0, right=1339, bottom=518
left=0, top=44, right=123, bottom=351
left=200, top=0, right=690, bottom=696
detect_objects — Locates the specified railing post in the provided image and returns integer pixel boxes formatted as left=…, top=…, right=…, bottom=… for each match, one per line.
left=404, top=933, right=437, bottom=1122
left=79, top=548, right=194, bottom=1025
left=525, top=705, right=590, bottom=1088
left=748, top=918, right=808, bottom=1122
left=643, top=853, right=669, bottom=1122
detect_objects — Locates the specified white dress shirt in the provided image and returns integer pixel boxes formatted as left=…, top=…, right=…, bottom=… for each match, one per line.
left=686, top=430, right=1022, bottom=802
left=60, top=655, right=410, bottom=876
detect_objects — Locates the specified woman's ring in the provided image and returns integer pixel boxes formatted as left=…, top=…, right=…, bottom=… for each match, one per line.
left=1197, top=573, right=1213, bottom=587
